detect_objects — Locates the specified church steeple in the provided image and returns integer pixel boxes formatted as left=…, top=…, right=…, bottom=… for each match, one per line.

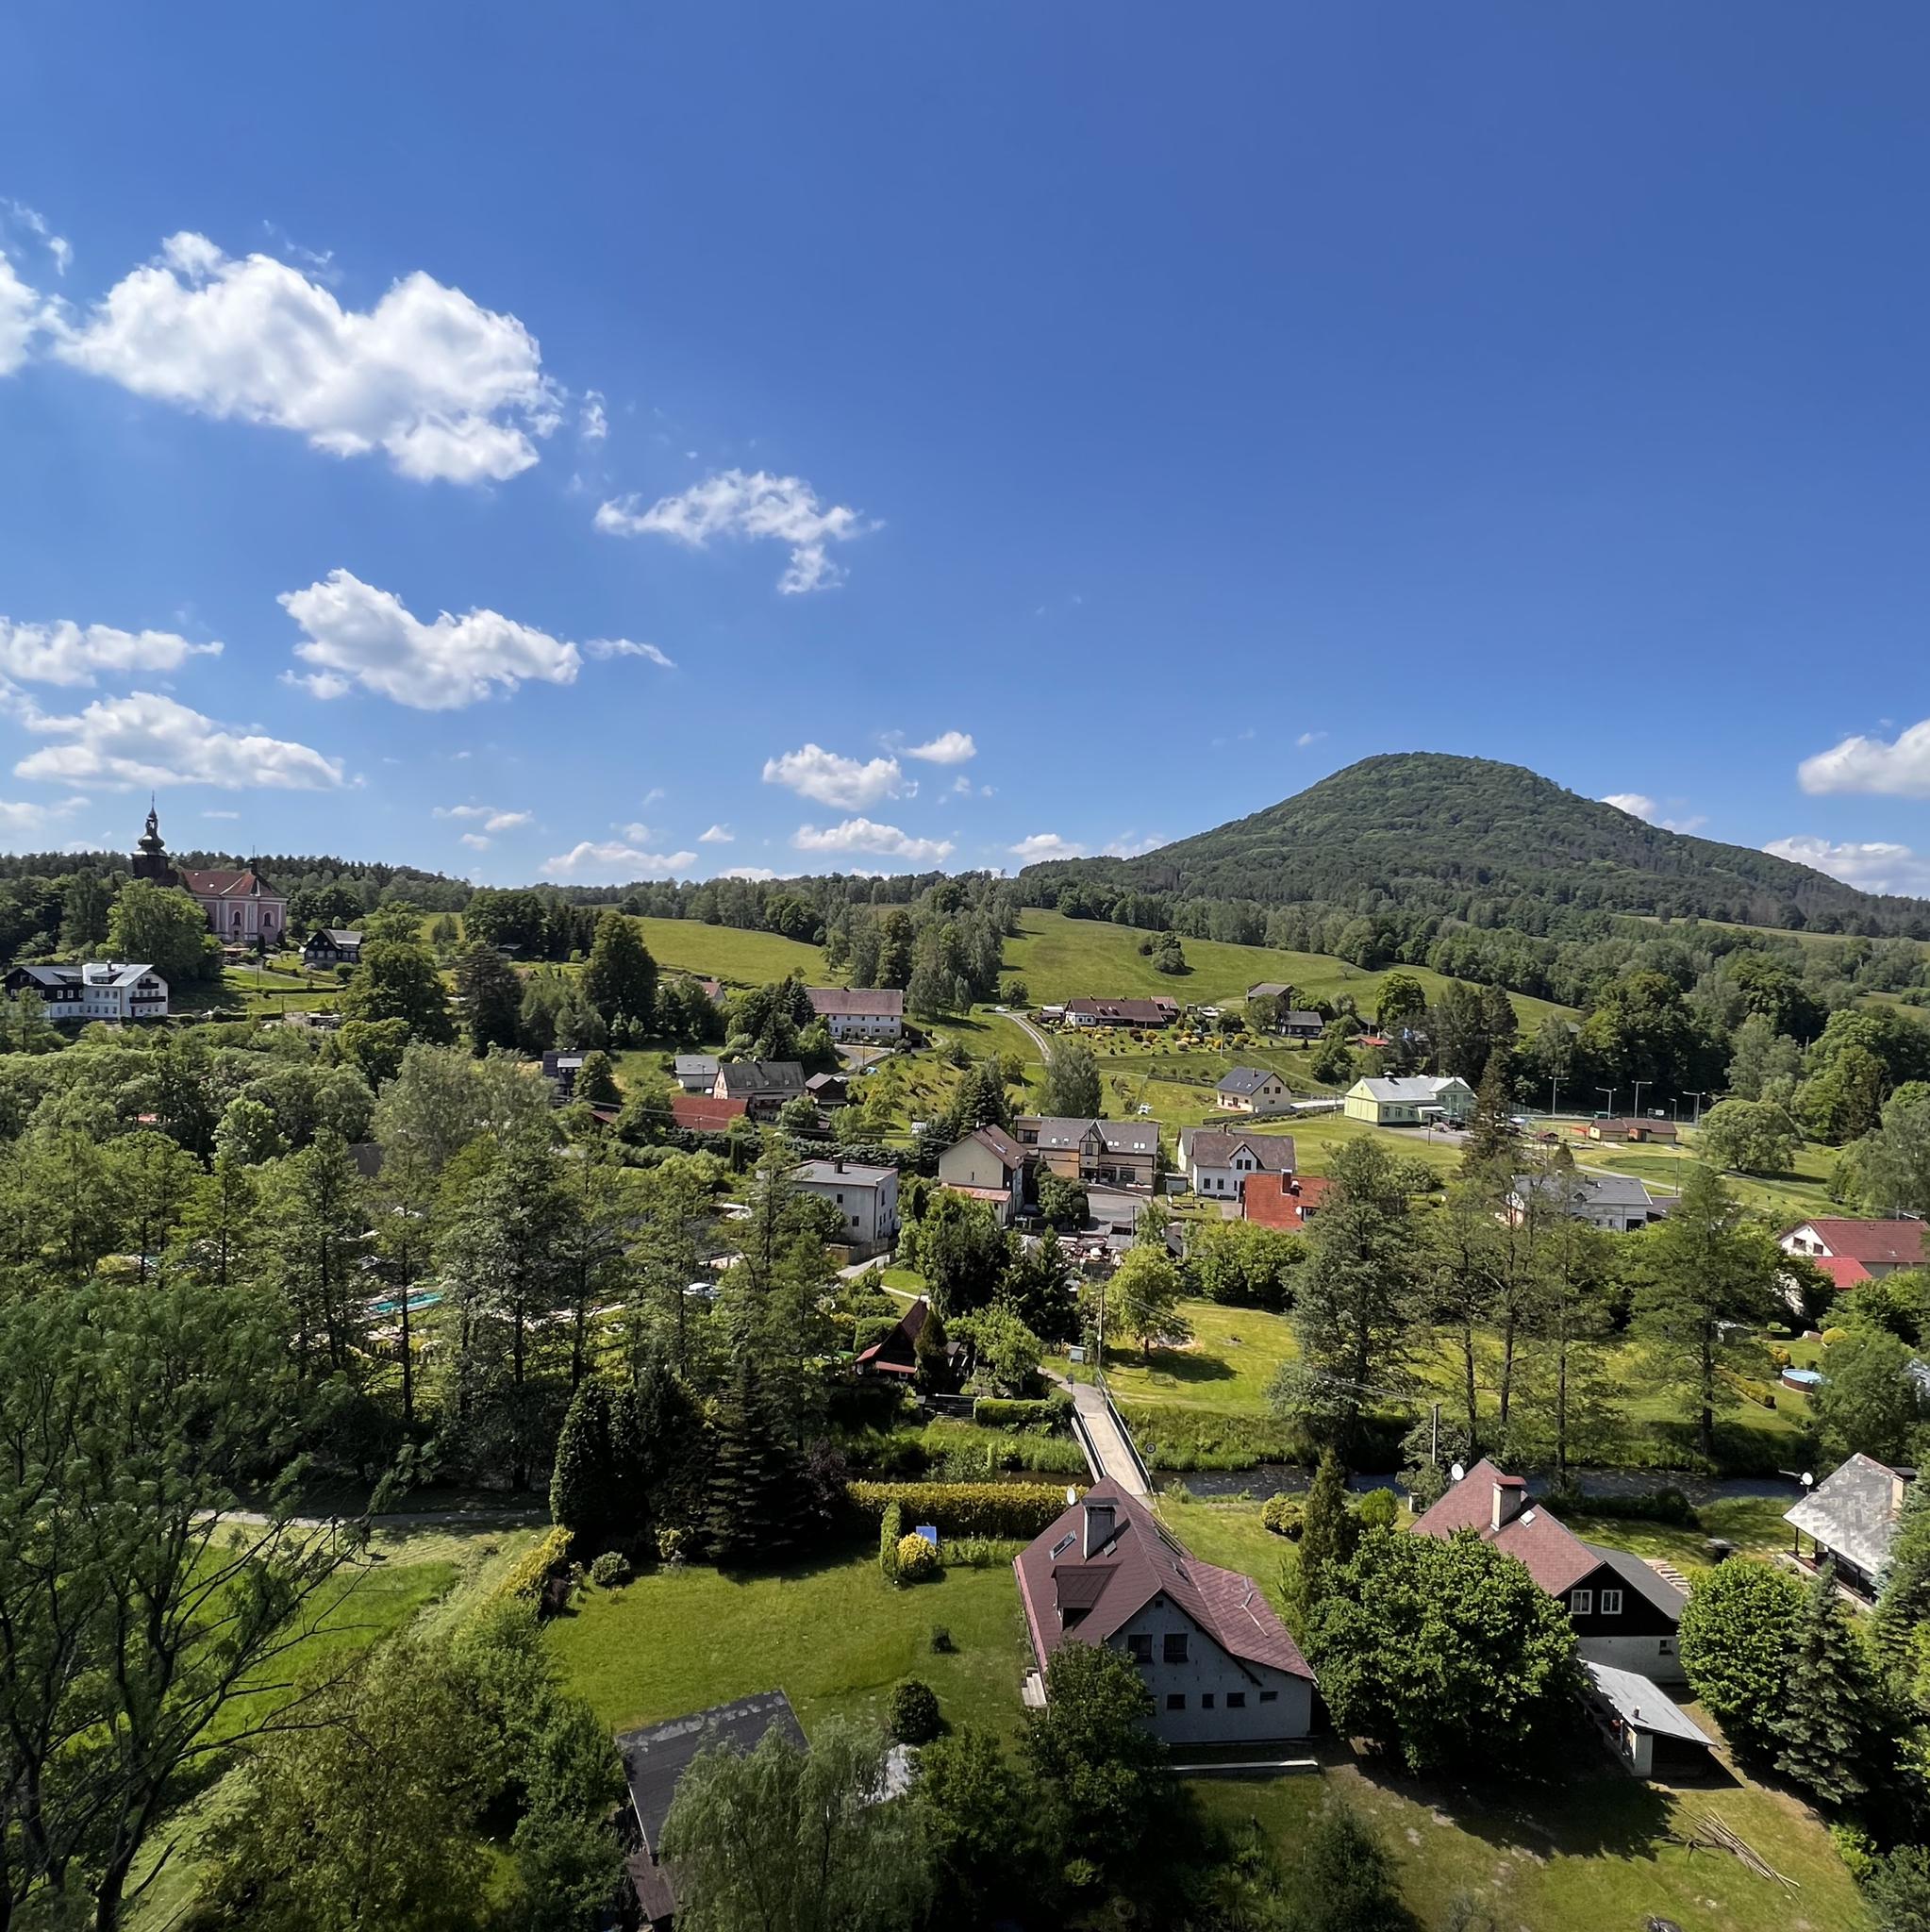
left=132, top=796, right=175, bottom=885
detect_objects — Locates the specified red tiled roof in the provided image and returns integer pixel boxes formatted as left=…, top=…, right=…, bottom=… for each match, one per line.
left=670, top=1093, right=749, bottom=1133
left=1406, top=1457, right=1599, bottom=1599
left=1242, top=1173, right=1333, bottom=1230
left=1013, top=1479, right=1313, bottom=1681
left=807, top=986, right=904, bottom=1018
left=177, top=867, right=280, bottom=899
left=1789, top=1219, right=1928, bottom=1268
left=1814, top=1255, right=1873, bottom=1289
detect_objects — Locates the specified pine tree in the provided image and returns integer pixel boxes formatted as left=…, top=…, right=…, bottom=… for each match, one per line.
left=549, top=1381, right=618, bottom=1548
left=574, top=1050, right=622, bottom=1108
left=705, top=1354, right=791, bottom=1565
left=453, top=939, right=523, bottom=1056
left=1875, top=1481, right=1930, bottom=1683
left=1289, top=1449, right=1356, bottom=1637
left=1461, top=1048, right=1517, bottom=1167
left=1773, top=1564, right=1880, bottom=1807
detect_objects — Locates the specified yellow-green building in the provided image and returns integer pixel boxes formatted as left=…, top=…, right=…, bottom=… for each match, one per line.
left=1343, top=1074, right=1476, bottom=1126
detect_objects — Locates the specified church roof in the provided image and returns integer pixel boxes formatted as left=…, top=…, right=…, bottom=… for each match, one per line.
left=177, top=866, right=282, bottom=900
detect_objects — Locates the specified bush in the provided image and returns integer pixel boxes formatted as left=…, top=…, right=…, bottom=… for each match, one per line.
left=1260, top=1493, right=1305, bottom=1540
left=848, top=1481, right=1077, bottom=1540
left=879, top=1500, right=904, bottom=1585
left=930, top=1624, right=956, bottom=1655
left=938, top=1536, right=1027, bottom=1570
left=1352, top=1487, right=1400, bottom=1531
left=589, top=1550, right=632, bottom=1588
left=896, top=1533, right=941, bottom=1582
left=972, top=1395, right=1073, bottom=1431
left=655, top=1525, right=688, bottom=1566
left=487, top=1525, right=574, bottom=1611
left=889, top=1678, right=942, bottom=1744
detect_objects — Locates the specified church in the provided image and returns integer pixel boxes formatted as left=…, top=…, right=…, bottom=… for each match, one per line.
left=133, top=805, right=290, bottom=947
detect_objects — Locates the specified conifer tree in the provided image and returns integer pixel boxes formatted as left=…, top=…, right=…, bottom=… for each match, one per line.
left=705, top=1354, right=791, bottom=1565
left=1461, top=1048, right=1517, bottom=1168
left=1289, top=1449, right=1356, bottom=1636
left=1774, top=1564, right=1881, bottom=1807
left=549, top=1380, right=618, bottom=1548
left=583, top=911, right=659, bottom=1029
left=573, top=1050, right=622, bottom=1109
left=1875, top=1480, right=1930, bottom=1687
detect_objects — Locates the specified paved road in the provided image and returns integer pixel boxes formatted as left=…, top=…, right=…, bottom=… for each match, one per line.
left=1057, top=1375, right=1151, bottom=1498
left=993, top=1005, right=1056, bottom=1062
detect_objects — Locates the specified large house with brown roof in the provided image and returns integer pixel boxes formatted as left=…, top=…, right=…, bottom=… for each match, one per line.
left=129, top=804, right=288, bottom=946
left=1177, top=1126, right=1296, bottom=1201
left=1780, top=1218, right=1928, bottom=1287
left=1064, top=996, right=1178, bottom=1029
left=1409, top=1458, right=1688, bottom=1682
left=807, top=986, right=905, bottom=1043
left=1015, top=1480, right=1316, bottom=1744
left=1012, top=1116, right=1159, bottom=1190
left=936, top=1124, right=1026, bottom=1225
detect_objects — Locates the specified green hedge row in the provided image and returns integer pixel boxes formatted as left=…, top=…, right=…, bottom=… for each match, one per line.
left=973, top=1396, right=1073, bottom=1430
left=847, top=1480, right=1079, bottom=1539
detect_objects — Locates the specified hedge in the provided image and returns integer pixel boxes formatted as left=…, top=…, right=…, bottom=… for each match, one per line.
left=847, top=1480, right=1079, bottom=1540
left=973, top=1396, right=1073, bottom=1431
left=879, top=1500, right=904, bottom=1584
left=485, top=1524, right=574, bottom=1610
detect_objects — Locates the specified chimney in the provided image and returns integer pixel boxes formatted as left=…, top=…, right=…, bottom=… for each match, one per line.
left=834, top=1157, right=844, bottom=1174
left=1083, top=1500, right=1116, bottom=1559
left=1492, top=1475, right=1527, bottom=1530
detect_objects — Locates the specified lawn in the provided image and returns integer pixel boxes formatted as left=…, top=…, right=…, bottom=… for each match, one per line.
left=547, top=1543, right=1033, bottom=1740
left=630, top=917, right=830, bottom=989
left=1090, top=1298, right=1298, bottom=1413
left=1577, top=1130, right=1843, bottom=1226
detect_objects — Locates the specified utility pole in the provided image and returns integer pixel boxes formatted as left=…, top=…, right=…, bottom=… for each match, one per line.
left=1630, top=1079, right=1647, bottom=1121
left=1549, top=1076, right=1560, bottom=1119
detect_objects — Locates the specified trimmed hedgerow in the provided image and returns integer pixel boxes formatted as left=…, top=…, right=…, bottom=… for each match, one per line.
left=847, top=1481, right=1078, bottom=1540
left=972, top=1396, right=1073, bottom=1431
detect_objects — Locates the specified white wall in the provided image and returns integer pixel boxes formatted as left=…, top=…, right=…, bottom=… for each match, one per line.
left=1579, top=1633, right=1687, bottom=1685
left=1108, top=1598, right=1313, bottom=1745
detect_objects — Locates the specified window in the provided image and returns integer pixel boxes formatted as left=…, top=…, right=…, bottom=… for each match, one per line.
left=1599, top=1589, right=1623, bottom=1617
left=1163, top=1633, right=1189, bottom=1663
left=1571, top=1589, right=1593, bottom=1616
left=1659, top=1638, right=1674, bottom=1655
left=1200, top=1693, right=1214, bottom=1710
left=1165, top=1693, right=1185, bottom=1711
left=1258, top=1690, right=1277, bottom=1704
left=1226, top=1691, right=1246, bottom=1708
left=1126, top=1633, right=1152, bottom=1663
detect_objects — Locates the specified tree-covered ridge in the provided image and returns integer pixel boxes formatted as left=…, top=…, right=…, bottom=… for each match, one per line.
left=1019, top=752, right=1930, bottom=937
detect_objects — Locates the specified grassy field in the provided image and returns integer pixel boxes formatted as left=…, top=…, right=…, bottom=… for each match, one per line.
left=1090, top=1299, right=1299, bottom=1412
left=546, top=1543, right=1032, bottom=1740
left=1578, top=1128, right=1842, bottom=1225
left=631, top=917, right=830, bottom=988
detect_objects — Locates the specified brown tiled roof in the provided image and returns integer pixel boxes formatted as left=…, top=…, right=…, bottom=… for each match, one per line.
left=177, top=866, right=281, bottom=899
left=1242, top=1173, right=1333, bottom=1229
left=1014, top=1479, right=1313, bottom=1681
left=1789, top=1219, right=1928, bottom=1268
left=807, top=986, right=904, bottom=1018
left=670, top=1094, right=747, bottom=1133
left=966, top=1124, right=1024, bottom=1170
left=1406, top=1457, right=1599, bottom=1599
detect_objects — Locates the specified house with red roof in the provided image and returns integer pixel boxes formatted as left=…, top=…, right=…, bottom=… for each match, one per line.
left=669, top=1093, right=749, bottom=1135
left=1780, top=1218, right=1927, bottom=1283
left=1242, top=1172, right=1333, bottom=1231
left=1408, top=1458, right=1688, bottom=1682
left=1014, top=1479, right=1316, bottom=1743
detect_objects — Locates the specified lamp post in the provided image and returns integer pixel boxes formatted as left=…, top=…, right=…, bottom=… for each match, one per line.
left=1686, top=1091, right=1708, bottom=1128
left=1631, top=1080, right=1648, bottom=1121
left=1598, top=1088, right=1616, bottom=1121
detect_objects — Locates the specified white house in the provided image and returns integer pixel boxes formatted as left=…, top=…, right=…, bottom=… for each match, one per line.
left=1506, top=1172, right=1669, bottom=1233
left=1014, top=1481, right=1316, bottom=1745
left=1778, top=1219, right=1927, bottom=1288
left=1176, top=1127, right=1295, bottom=1201
left=1343, top=1074, right=1475, bottom=1126
left=791, top=1158, right=900, bottom=1258
left=807, top=987, right=905, bottom=1043
left=5, top=961, right=169, bottom=1023
left=936, top=1124, right=1026, bottom=1226
left=1215, top=1067, right=1292, bottom=1116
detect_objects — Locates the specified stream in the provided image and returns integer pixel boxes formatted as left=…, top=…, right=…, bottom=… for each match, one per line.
left=1163, top=1464, right=1805, bottom=1506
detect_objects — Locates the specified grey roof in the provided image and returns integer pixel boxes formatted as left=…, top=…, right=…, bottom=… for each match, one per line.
left=1512, top=1172, right=1658, bottom=1212
left=1355, top=1075, right=1471, bottom=1104
left=1246, top=983, right=1292, bottom=999
left=1583, top=1661, right=1713, bottom=1747
left=1786, top=1453, right=1909, bottom=1580
left=1580, top=1541, right=1688, bottom=1623
left=308, top=927, right=361, bottom=945
left=618, top=1691, right=807, bottom=1850
left=674, top=1054, right=719, bottom=1079
left=715, top=1059, right=807, bottom=1099
left=12, top=960, right=158, bottom=991
left=1018, top=1116, right=1159, bottom=1157
left=1217, top=1066, right=1281, bottom=1096
left=793, top=1159, right=895, bottom=1189
left=1180, top=1128, right=1296, bottom=1174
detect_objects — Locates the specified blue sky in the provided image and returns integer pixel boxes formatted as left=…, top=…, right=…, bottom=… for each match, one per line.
left=3, top=5, right=1929, bottom=891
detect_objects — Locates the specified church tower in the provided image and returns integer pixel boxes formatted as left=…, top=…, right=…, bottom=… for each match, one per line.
left=131, top=798, right=177, bottom=887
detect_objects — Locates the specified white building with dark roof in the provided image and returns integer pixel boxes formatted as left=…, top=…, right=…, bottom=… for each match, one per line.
left=791, top=1157, right=899, bottom=1257
left=1215, top=1066, right=1293, bottom=1116
left=1506, top=1171, right=1670, bottom=1233
left=5, top=961, right=169, bottom=1023
left=807, top=986, right=905, bottom=1042
left=1177, top=1126, right=1297, bottom=1201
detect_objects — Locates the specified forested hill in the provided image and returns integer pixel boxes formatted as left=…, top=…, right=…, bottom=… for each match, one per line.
left=1019, top=753, right=1930, bottom=937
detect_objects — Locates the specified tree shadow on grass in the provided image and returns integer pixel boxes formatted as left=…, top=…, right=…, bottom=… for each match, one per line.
left=1130, top=1347, right=1237, bottom=1387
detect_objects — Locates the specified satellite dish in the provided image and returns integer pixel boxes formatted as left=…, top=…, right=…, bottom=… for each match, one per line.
left=1802, top=1472, right=1814, bottom=1488
left=1449, top=1461, right=1466, bottom=1483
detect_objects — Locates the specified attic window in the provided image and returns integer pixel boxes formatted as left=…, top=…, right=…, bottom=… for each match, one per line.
left=1050, top=1532, right=1075, bottom=1558
left=1520, top=1508, right=1538, bottom=1524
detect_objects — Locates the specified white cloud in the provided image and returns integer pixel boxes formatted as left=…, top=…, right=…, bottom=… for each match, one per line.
left=579, top=391, right=607, bottom=442
left=459, top=832, right=491, bottom=852
left=1602, top=792, right=1660, bottom=821
left=0, top=616, right=221, bottom=687
left=1008, top=832, right=1087, bottom=863
left=1764, top=835, right=1930, bottom=896
left=202, top=808, right=241, bottom=820
left=14, top=690, right=343, bottom=791
left=434, top=804, right=530, bottom=834
left=541, top=840, right=697, bottom=881
left=596, top=467, right=868, bottom=592
left=762, top=742, right=903, bottom=809
left=699, top=824, right=734, bottom=843
left=1101, top=833, right=1164, bottom=858
left=906, top=730, right=975, bottom=765
left=793, top=818, right=954, bottom=863
left=4, top=202, right=71, bottom=275
left=720, top=866, right=779, bottom=882
left=279, top=570, right=581, bottom=709
left=1799, top=720, right=1930, bottom=798
left=55, top=232, right=558, bottom=484
left=0, top=793, right=88, bottom=837
left=1295, top=730, right=1326, bottom=748
left=0, top=255, right=54, bottom=375
left=587, top=637, right=674, bottom=668
left=614, top=821, right=655, bottom=843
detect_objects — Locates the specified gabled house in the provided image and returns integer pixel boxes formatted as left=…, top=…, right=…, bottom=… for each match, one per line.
left=857, top=1294, right=946, bottom=1378
left=1014, top=1480, right=1316, bottom=1743
left=540, top=1050, right=584, bottom=1102
left=1011, top=1116, right=1160, bottom=1190
left=674, top=1053, right=720, bottom=1092
left=1409, top=1458, right=1688, bottom=1681
left=1578, top=1117, right=1678, bottom=1145
left=936, top=1124, right=1026, bottom=1226
left=805, top=1070, right=850, bottom=1107
left=4, top=960, right=169, bottom=1024
left=1785, top=1452, right=1914, bottom=1596
left=1780, top=1219, right=1927, bottom=1282
left=1245, top=987, right=1323, bottom=1038
left=713, top=1059, right=807, bottom=1120
left=1506, top=1172, right=1670, bottom=1234
left=1241, top=1172, right=1332, bottom=1231
left=1063, top=996, right=1178, bottom=1029
left=1176, top=1127, right=1296, bottom=1202
left=669, top=1093, right=748, bottom=1135
left=1216, top=1066, right=1292, bottom=1116
left=791, top=1158, right=899, bottom=1257
left=301, top=927, right=362, bottom=970
left=1343, top=1074, right=1475, bottom=1126
left=807, top=986, right=905, bottom=1043
left=177, top=865, right=288, bottom=945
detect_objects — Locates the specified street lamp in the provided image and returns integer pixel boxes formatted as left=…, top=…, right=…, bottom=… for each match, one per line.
left=1630, top=1080, right=1647, bottom=1120
left=1598, top=1088, right=1616, bottom=1120
left=1685, top=1091, right=1708, bottom=1128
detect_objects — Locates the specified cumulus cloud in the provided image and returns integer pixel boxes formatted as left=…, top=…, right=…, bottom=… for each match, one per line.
left=541, top=840, right=697, bottom=881
left=762, top=742, right=903, bottom=809
left=13, top=690, right=343, bottom=790
left=0, top=794, right=88, bottom=837
left=595, top=468, right=868, bottom=592
left=1008, top=832, right=1087, bottom=863
left=434, top=804, right=530, bottom=834
left=1601, top=791, right=1706, bottom=834
left=279, top=570, right=582, bottom=709
left=720, top=866, right=779, bottom=882
left=0, top=255, right=54, bottom=375
left=1799, top=720, right=1930, bottom=798
left=1763, top=835, right=1930, bottom=897
left=699, top=824, right=734, bottom=843
left=54, top=232, right=559, bottom=483
left=793, top=818, right=954, bottom=863
left=586, top=637, right=674, bottom=668
left=905, top=730, right=975, bottom=765
left=0, top=616, right=221, bottom=686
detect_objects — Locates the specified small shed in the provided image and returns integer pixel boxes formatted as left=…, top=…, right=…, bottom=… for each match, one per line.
left=1583, top=1661, right=1718, bottom=1780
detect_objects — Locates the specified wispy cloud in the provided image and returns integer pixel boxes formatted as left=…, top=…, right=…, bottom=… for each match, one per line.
left=595, top=467, right=869, bottom=592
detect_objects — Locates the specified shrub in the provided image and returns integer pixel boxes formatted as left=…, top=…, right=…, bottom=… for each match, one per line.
left=486, top=1525, right=574, bottom=1611
left=1352, top=1487, right=1400, bottom=1531
left=655, top=1524, right=688, bottom=1566
left=589, top=1550, right=632, bottom=1588
left=938, top=1536, right=1027, bottom=1569
left=929, top=1624, right=956, bottom=1655
left=896, top=1533, right=941, bottom=1582
left=879, top=1500, right=904, bottom=1585
left=972, top=1395, right=1073, bottom=1431
left=889, top=1678, right=941, bottom=1744
left=848, top=1481, right=1078, bottom=1540
left=1260, top=1493, right=1305, bottom=1540
left=1822, top=1326, right=1848, bottom=1347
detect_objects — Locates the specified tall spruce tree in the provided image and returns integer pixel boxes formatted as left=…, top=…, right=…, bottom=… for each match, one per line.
left=1774, top=1564, right=1882, bottom=1807
left=1875, top=1480, right=1930, bottom=1685
left=1461, top=1048, right=1517, bottom=1168
left=1289, top=1449, right=1356, bottom=1638
left=705, top=1353, right=792, bottom=1565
